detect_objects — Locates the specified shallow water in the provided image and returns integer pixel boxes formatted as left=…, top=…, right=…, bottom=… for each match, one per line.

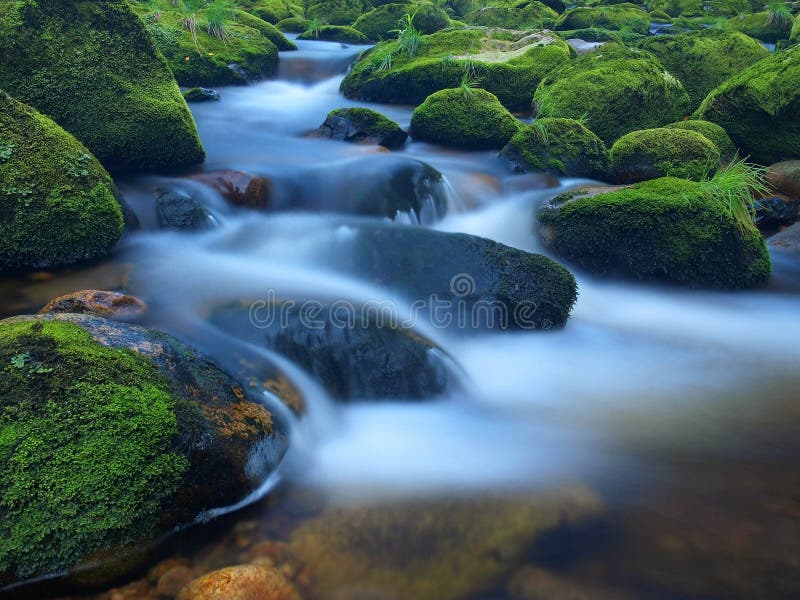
left=3, top=37, right=800, bottom=599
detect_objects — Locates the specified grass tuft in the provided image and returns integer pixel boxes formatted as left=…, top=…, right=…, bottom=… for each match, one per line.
left=698, top=155, right=769, bottom=235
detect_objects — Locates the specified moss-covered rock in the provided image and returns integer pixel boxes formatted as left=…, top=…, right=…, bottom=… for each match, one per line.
left=694, top=46, right=800, bottom=166
left=319, top=107, right=408, bottom=148
left=182, top=87, right=221, bottom=103
left=239, top=0, right=304, bottom=24
left=0, top=314, right=287, bottom=587
left=353, top=2, right=450, bottom=41
left=341, top=28, right=572, bottom=110
left=664, top=119, right=737, bottom=162
left=411, top=88, right=522, bottom=149
left=792, top=14, right=800, bottom=43
left=534, top=44, right=691, bottom=144
left=306, top=0, right=375, bottom=25
left=555, top=6, right=651, bottom=35
left=640, top=30, right=768, bottom=110
left=276, top=16, right=310, bottom=32
left=500, top=118, right=610, bottom=178
left=537, top=177, right=772, bottom=288
left=297, top=25, right=370, bottom=43
left=463, top=2, right=559, bottom=29
left=0, top=0, right=204, bottom=172
left=646, top=0, right=704, bottom=18
left=0, top=92, right=122, bottom=271
left=609, top=127, right=720, bottom=183
left=133, top=2, right=282, bottom=87
left=726, top=12, right=793, bottom=43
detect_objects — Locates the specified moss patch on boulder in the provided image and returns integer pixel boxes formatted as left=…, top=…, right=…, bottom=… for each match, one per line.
left=694, top=46, right=800, bottom=165
left=298, top=25, right=370, bottom=43
left=0, top=93, right=122, bottom=271
left=0, top=0, right=204, bottom=171
left=534, top=44, right=691, bottom=144
left=463, top=3, right=559, bottom=29
left=555, top=6, right=651, bottom=35
left=537, top=177, right=771, bottom=288
left=353, top=2, right=450, bottom=41
left=501, top=118, right=610, bottom=178
left=664, top=119, right=737, bottom=162
left=305, top=0, right=375, bottom=25
left=726, top=12, right=793, bottom=43
left=411, top=88, right=521, bottom=149
left=609, top=127, right=720, bottom=183
left=319, top=107, right=408, bottom=148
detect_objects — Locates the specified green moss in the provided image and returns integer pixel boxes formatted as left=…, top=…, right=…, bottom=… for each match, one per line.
left=646, top=0, right=704, bottom=17
left=641, top=30, right=768, bottom=110
left=609, top=127, right=720, bottom=183
left=555, top=27, right=623, bottom=43
left=0, top=92, right=122, bottom=271
left=0, top=0, right=204, bottom=172
left=133, top=1, right=281, bottom=87
left=664, top=120, right=736, bottom=161
left=694, top=46, right=800, bottom=165
left=238, top=0, right=303, bottom=23
left=462, top=2, right=559, bottom=29
left=353, top=2, right=450, bottom=41
left=537, top=177, right=772, bottom=288
left=791, top=14, right=800, bottom=43
left=649, top=10, right=672, bottom=22
left=341, top=28, right=572, bottom=110
left=555, top=6, right=651, bottom=35
left=726, top=12, right=793, bottom=43
left=0, top=320, right=188, bottom=581
left=234, top=9, right=298, bottom=50
left=501, top=118, right=610, bottom=178
left=325, top=108, right=407, bottom=146
left=533, top=44, right=691, bottom=144
left=276, top=16, right=311, bottom=32
left=305, top=0, right=374, bottom=25
left=298, top=25, right=370, bottom=43
left=411, top=87, right=521, bottom=149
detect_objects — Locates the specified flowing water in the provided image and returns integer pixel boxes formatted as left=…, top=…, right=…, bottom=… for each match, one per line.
left=3, top=37, right=800, bottom=599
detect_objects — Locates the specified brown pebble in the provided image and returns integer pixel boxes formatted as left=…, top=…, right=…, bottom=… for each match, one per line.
left=176, top=564, right=301, bottom=600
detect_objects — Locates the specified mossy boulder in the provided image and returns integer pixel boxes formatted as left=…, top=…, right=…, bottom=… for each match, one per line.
left=727, top=12, right=793, bottom=43
left=0, top=92, right=122, bottom=271
left=0, top=0, right=204, bottom=172
left=0, top=314, right=287, bottom=588
left=305, top=0, right=375, bottom=25
left=463, top=2, right=559, bottom=29
left=534, top=44, right=691, bottom=145
left=134, top=2, right=282, bottom=87
left=297, top=25, right=370, bottom=43
left=664, top=120, right=737, bottom=162
left=276, top=16, right=310, bottom=32
left=555, top=6, right=651, bottom=35
left=609, top=127, right=720, bottom=183
left=239, top=0, right=304, bottom=24
left=537, top=177, right=772, bottom=288
left=694, top=46, right=800, bottom=165
left=792, top=14, right=800, bottom=43
left=342, top=28, right=572, bottom=110
left=646, top=0, right=704, bottom=18
left=319, top=107, right=408, bottom=148
left=353, top=2, right=450, bottom=41
left=500, top=118, right=610, bottom=179
left=411, top=88, right=522, bottom=149
left=640, top=30, right=769, bottom=110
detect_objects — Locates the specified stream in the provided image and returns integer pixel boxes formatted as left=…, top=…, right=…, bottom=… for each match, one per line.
left=2, top=36, right=800, bottom=599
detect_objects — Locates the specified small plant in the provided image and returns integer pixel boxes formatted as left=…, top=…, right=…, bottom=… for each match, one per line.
left=305, top=17, right=321, bottom=39
left=181, top=0, right=203, bottom=50
left=393, top=11, right=422, bottom=58
left=457, top=61, right=483, bottom=98
left=9, top=352, right=52, bottom=374
left=205, top=0, right=235, bottom=42
left=0, top=140, right=13, bottom=164
left=698, top=155, right=769, bottom=235
left=533, top=85, right=555, bottom=117
left=766, top=0, right=793, bottom=29
left=67, top=153, right=92, bottom=179
left=528, top=119, right=550, bottom=145
left=374, top=52, right=394, bottom=72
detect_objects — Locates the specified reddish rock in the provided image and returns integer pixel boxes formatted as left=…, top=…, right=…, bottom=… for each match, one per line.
left=176, top=565, right=301, bottom=600
left=768, top=161, right=800, bottom=200
left=39, top=290, right=146, bottom=318
left=192, top=170, right=273, bottom=210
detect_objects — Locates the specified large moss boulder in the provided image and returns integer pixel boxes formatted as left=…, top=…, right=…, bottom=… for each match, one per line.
left=640, top=30, right=768, bottom=109
left=609, top=127, right=720, bottom=183
left=411, top=88, right=522, bottom=149
left=501, top=118, right=610, bottom=179
left=664, top=119, right=737, bottom=162
left=694, top=46, right=800, bottom=166
left=133, top=2, right=286, bottom=87
left=0, top=93, right=122, bottom=271
left=0, top=314, right=287, bottom=588
left=297, top=25, right=370, bottom=43
left=353, top=2, right=450, bottom=41
left=555, top=6, right=651, bottom=35
left=792, top=14, right=800, bottom=43
left=537, top=177, right=772, bottom=288
left=341, top=28, right=572, bottom=110
left=0, top=0, right=204, bottom=171
left=239, top=0, right=304, bottom=23
left=306, top=0, right=374, bottom=25
left=462, top=2, right=559, bottom=29
left=726, top=12, right=793, bottom=43
left=534, top=44, right=691, bottom=145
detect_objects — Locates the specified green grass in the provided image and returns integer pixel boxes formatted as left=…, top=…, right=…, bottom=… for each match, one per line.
left=698, top=155, right=769, bottom=234
left=394, top=11, right=422, bottom=58
left=766, top=0, right=794, bottom=28
left=205, top=0, right=236, bottom=41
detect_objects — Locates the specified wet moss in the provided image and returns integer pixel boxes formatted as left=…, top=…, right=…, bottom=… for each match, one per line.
left=305, top=0, right=374, bottom=25
left=353, top=2, right=451, bottom=41
left=537, top=177, right=772, bottom=288
left=641, top=30, right=769, bottom=109
left=609, top=127, right=720, bottom=183
left=693, top=46, right=800, bottom=165
left=298, top=25, right=370, bottom=43
left=0, top=320, right=188, bottom=582
left=533, top=44, right=691, bottom=144
left=239, top=0, right=303, bottom=24
left=0, top=0, right=204, bottom=172
left=276, top=16, right=310, bottom=32
left=323, top=107, right=407, bottom=147
left=555, top=6, right=651, bottom=35
left=792, top=15, right=799, bottom=43
left=234, top=10, right=298, bottom=51
left=664, top=120, right=736, bottom=162
left=462, top=3, right=559, bottom=29
left=0, top=92, right=122, bottom=271
left=411, top=88, right=522, bottom=149
left=726, top=12, right=793, bottom=43
left=500, top=117, right=610, bottom=179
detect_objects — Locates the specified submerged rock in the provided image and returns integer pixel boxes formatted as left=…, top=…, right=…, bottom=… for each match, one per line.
left=0, top=314, right=287, bottom=588
left=319, top=108, right=408, bottom=149
left=176, top=564, right=300, bottom=600
left=0, top=0, right=205, bottom=171
left=0, top=92, right=123, bottom=271
left=38, top=290, right=146, bottom=319
left=191, top=170, right=273, bottom=210
left=183, top=88, right=222, bottom=103
left=157, top=190, right=216, bottom=231
left=537, top=177, right=772, bottom=289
